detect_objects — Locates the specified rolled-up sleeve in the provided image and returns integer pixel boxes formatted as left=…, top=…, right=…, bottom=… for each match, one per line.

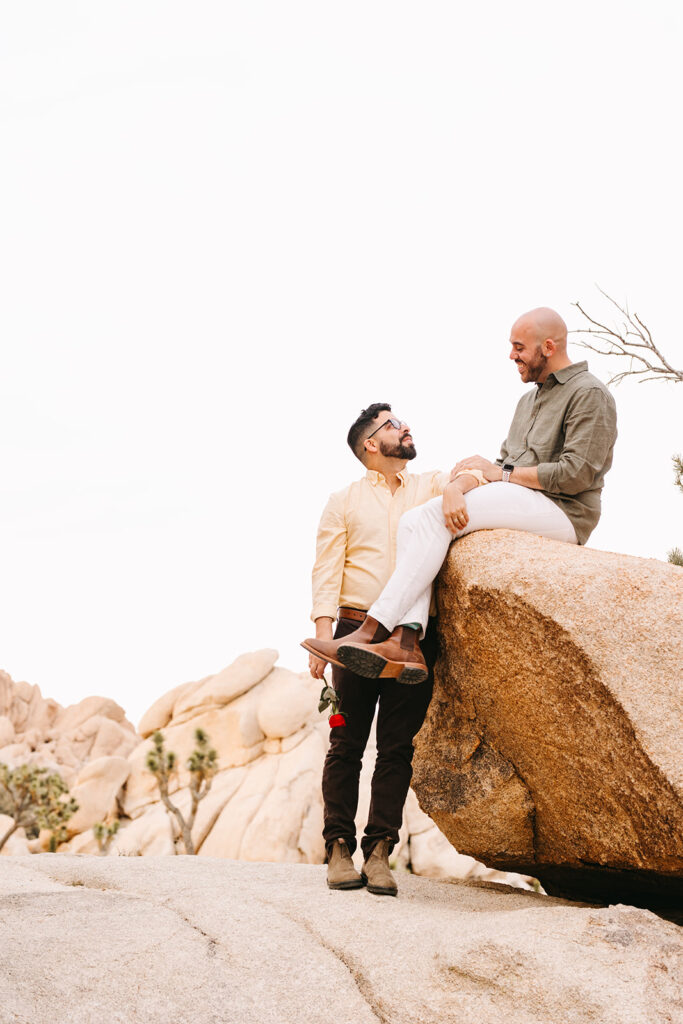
left=536, top=388, right=617, bottom=496
left=430, top=470, right=451, bottom=496
left=311, top=490, right=347, bottom=622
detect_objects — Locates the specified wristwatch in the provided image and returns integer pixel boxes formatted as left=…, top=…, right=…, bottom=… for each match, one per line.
left=501, top=463, right=514, bottom=483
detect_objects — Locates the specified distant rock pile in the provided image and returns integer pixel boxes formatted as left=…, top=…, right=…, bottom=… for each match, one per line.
left=0, top=669, right=138, bottom=854
left=0, top=671, right=138, bottom=779
left=412, top=529, right=683, bottom=914
left=1, top=659, right=522, bottom=887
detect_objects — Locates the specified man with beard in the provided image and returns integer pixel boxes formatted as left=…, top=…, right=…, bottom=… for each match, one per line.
left=303, top=305, right=617, bottom=689
left=304, top=403, right=452, bottom=896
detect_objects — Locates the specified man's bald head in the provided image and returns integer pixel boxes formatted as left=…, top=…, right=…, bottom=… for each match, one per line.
left=512, top=307, right=568, bottom=352
left=509, top=307, right=571, bottom=384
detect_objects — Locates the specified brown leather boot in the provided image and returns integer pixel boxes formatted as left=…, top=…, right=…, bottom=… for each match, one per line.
left=326, top=838, right=364, bottom=890
left=361, top=838, right=397, bottom=896
left=300, top=615, right=390, bottom=669
left=337, top=625, right=428, bottom=684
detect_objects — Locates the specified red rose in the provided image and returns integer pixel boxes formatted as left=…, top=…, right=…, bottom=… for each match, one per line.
left=328, top=713, right=346, bottom=728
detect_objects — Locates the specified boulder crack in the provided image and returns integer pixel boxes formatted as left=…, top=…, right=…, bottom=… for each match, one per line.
left=26, top=874, right=222, bottom=961
left=282, top=912, right=389, bottom=1023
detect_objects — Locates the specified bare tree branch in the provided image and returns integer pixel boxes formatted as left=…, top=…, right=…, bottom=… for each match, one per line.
left=570, top=288, right=682, bottom=386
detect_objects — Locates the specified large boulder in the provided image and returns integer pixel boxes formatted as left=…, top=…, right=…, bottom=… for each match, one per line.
left=137, top=679, right=204, bottom=737
left=67, top=756, right=131, bottom=836
left=172, top=649, right=279, bottom=721
left=412, top=530, right=683, bottom=914
left=0, top=855, right=681, bottom=1024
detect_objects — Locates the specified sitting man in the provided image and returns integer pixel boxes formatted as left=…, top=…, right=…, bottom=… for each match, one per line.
left=303, top=404, right=450, bottom=896
left=304, top=306, right=618, bottom=685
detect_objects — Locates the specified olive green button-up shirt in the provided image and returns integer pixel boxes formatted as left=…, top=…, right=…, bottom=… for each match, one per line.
left=497, top=361, right=617, bottom=544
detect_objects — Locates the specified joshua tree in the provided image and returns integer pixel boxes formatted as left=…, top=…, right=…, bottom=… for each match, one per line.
left=93, top=818, right=120, bottom=855
left=145, top=729, right=218, bottom=854
left=673, top=454, right=683, bottom=494
left=0, top=763, right=78, bottom=852
left=669, top=455, right=683, bottom=566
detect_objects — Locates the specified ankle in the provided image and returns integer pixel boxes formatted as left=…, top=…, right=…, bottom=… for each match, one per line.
left=399, top=625, right=420, bottom=650
left=366, top=616, right=390, bottom=643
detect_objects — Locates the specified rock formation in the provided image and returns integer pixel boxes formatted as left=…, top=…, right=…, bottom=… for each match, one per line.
left=110, top=652, right=529, bottom=886
left=1, top=854, right=681, bottom=1024
left=0, top=670, right=139, bottom=853
left=412, top=530, right=683, bottom=914
left=1, top=660, right=521, bottom=887
left=0, top=671, right=139, bottom=784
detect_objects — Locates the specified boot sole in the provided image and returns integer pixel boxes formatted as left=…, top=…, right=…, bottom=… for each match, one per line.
left=327, top=878, right=365, bottom=890
left=300, top=640, right=345, bottom=670
left=337, top=644, right=428, bottom=685
left=360, top=871, right=397, bottom=896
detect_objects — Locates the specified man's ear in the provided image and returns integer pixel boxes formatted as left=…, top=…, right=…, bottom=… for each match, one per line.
left=542, top=337, right=556, bottom=357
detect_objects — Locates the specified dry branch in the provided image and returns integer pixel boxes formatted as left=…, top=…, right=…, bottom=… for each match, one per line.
left=571, top=287, right=682, bottom=386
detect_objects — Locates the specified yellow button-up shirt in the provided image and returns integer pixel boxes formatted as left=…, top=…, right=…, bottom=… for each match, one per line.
left=311, top=468, right=449, bottom=621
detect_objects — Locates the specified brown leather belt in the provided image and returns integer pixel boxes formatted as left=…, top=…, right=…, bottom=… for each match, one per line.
left=337, top=607, right=367, bottom=623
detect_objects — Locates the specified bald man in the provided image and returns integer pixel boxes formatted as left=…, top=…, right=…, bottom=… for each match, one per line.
left=303, top=307, right=618, bottom=682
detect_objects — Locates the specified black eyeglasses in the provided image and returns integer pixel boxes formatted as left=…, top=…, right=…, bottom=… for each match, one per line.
left=366, top=417, right=405, bottom=439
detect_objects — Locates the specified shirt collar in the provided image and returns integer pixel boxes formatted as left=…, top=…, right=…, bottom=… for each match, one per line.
left=548, top=360, right=588, bottom=385
left=365, top=469, right=407, bottom=487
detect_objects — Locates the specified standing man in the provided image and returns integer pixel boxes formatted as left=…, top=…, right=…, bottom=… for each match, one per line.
left=305, top=307, right=618, bottom=685
left=303, top=404, right=450, bottom=896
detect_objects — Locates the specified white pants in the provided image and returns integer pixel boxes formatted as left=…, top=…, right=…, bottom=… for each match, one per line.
left=369, top=482, right=577, bottom=635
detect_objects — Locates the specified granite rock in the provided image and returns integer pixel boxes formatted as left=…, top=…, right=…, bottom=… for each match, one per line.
left=412, top=530, right=683, bottom=913
left=0, top=855, right=680, bottom=1024
left=0, top=670, right=137, bottom=821
left=67, top=756, right=131, bottom=836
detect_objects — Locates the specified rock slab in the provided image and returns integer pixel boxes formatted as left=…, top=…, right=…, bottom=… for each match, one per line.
left=0, top=855, right=680, bottom=1024
left=412, top=530, right=683, bottom=913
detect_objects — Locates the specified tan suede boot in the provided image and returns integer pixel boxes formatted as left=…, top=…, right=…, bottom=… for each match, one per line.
left=327, top=838, right=364, bottom=890
left=301, top=615, right=390, bottom=670
left=361, top=838, right=398, bottom=896
left=338, top=625, right=428, bottom=684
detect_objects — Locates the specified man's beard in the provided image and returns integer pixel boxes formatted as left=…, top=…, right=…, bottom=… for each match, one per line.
left=380, top=438, right=417, bottom=460
left=519, top=346, right=548, bottom=382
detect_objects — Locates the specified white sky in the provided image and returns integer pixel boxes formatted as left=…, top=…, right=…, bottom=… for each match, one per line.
left=1, top=1, right=681, bottom=728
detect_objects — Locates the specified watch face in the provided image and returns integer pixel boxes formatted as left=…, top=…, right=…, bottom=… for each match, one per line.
left=503, top=464, right=514, bottom=472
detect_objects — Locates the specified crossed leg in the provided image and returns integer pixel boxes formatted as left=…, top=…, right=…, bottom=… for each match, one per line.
left=368, top=482, right=577, bottom=636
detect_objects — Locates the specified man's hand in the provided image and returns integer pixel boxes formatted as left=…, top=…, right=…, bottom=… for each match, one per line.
left=450, top=455, right=502, bottom=482
left=309, top=616, right=334, bottom=679
left=443, top=481, right=469, bottom=536
left=309, top=652, right=328, bottom=680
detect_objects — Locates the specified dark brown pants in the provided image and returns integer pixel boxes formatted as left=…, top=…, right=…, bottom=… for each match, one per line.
left=322, top=615, right=437, bottom=859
